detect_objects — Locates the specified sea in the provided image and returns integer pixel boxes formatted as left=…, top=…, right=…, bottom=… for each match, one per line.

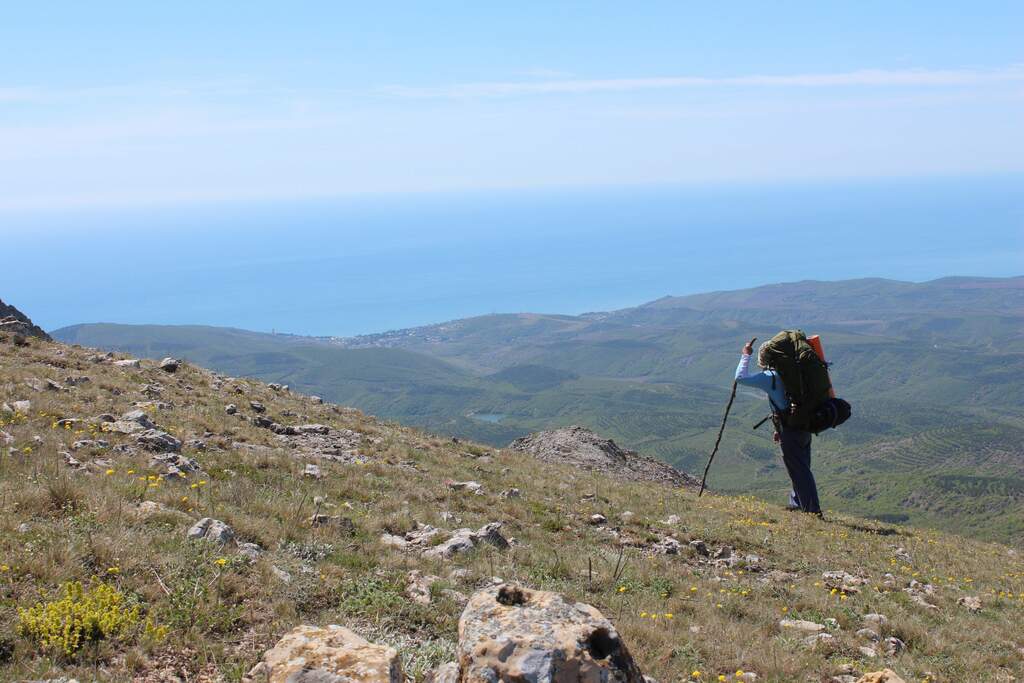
left=3, top=174, right=1022, bottom=337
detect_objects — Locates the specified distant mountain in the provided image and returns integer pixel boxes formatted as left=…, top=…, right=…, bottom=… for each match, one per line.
left=53, top=276, right=1024, bottom=543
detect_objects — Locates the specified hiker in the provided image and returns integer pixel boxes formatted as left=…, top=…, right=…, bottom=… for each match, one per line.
left=735, top=339, right=822, bottom=514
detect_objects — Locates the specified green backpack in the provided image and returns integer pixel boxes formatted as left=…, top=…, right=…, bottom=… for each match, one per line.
left=759, top=329, right=833, bottom=430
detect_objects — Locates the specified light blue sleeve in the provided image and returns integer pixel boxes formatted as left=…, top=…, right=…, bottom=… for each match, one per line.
left=735, top=353, right=775, bottom=393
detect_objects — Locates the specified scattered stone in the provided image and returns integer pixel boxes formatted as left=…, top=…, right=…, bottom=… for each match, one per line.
left=309, top=514, right=355, bottom=533
left=660, top=514, right=681, bottom=525
left=104, top=420, right=146, bottom=435
left=151, top=453, right=201, bottom=479
left=804, top=633, right=836, bottom=649
left=187, top=517, right=235, bottom=544
left=620, top=511, right=635, bottom=523
left=11, top=400, right=31, bottom=413
left=863, top=613, right=889, bottom=628
left=858, top=646, right=879, bottom=659
left=823, top=570, right=868, bottom=593
left=422, top=523, right=509, bottom=560
left=310, top=395, right=323, bottom=404
left=184, top=438, right=207, bottom=451
left=249, top=401, right=266, bottom=413
left=70, top=438, right=108, bottom=451
left=113, top=358, right=141, bottom=368
left=225, top=403, right=238, bottom=415
left=159, top=357, right=181, bottom=373
left=406, top=570, right=441, bottom=605
left=689, top=539, right=710, bottom=556
left=893, top=547, right=912, bottom=563
left=380, top=523, right=443, bottom=551
left=244, top=624, right=402, bottom=683
left=882, top=637, right=905, bottom=656
left=958, top=595, right=982, bottom=612
left=780, top=618, right=826, bottom=633
left=64, top=375, right=91, bottom=386
left=448, top=480, right=483, bottom=494
left=121, top=409, right=156, bottom=428
left=500, top=487, right=521, bottom=499
left=857, top=628, right=881, bottom=642
left=238, top=543, right=263, bottom=560
left=589, top=513, right=608, bottom=525
left=652, top=537, right=682, bottom=555
left=268, top=383, right=284, bottom=391
left=134, top=501, right=188, bottom=520
left=457, top=583, right=647, bottom=682
left=855, top=670, right=906, bottom=683
left=271, top=566, right=292, bottom=584
left=295, top=423, right=330, bottom=434
left=136, top=429, right=182, bottom=453
left=303, top=463, right=322, bottom=479
left=0, top=429, right=12, bottom=445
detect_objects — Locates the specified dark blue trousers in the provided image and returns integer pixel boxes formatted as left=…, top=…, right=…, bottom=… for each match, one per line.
left=780, top=426, right=821, bottom=513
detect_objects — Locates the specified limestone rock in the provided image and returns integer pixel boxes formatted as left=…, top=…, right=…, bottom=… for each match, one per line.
left=121, top=409, right=156, bottom=427
left=250, top=401, right=266, bottom=413
left=225, top=403, right=238, bottom=415
left=105, top=420, right=146, bottom=435
left=958, top=595, right=982, bottom=612
left=159, top=357, right=181, bottom=372
left=244, top=624, right=402, bottom=683
left=855, top=670, right=906, bottom=683
left=882, top=637, right=905, bottom=656
left=303, top=463, right=322, bottom=479
left=422, top=523, right=509, bottom=560
left=136, top=429, right=182, bottom=453
left=856, top=628, right=881, bottom=642
left=448, top=480, right=483, bottom=494
left=779, top=618, right=825, bottom=633
left=114, top=358, right=141, bottom=368
left=239, top=542, right=264, bottom=560
left=457, top=584, right=647, bottom=682
left=187, top=517, right=235, bottom=544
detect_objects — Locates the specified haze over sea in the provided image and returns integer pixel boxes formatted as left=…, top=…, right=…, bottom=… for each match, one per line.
left=5, top=174, right=1022, bottom=337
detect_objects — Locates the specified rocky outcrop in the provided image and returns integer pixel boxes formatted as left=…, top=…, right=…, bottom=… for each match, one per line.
left=0, top=298, right=51, bottom=341
left=509, top=425, right=699, bottom=489
left=244, top=624, right=402, bottom=683
left=453, top=583, right=647, bottom=682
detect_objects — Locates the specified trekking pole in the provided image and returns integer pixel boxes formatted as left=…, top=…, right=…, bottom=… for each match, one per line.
left=698, top=337, right=757, bottom=497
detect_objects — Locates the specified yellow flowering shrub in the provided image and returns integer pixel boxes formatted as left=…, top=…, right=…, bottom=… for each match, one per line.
left=17, top=581, right=141, bottom=657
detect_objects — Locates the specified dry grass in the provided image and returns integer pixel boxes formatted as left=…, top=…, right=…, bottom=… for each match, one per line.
left=1, top=337, right=1023, bottom=681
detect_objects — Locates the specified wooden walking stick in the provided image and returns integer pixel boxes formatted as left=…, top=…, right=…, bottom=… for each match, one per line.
left=698, top=337, right=757, bottom=497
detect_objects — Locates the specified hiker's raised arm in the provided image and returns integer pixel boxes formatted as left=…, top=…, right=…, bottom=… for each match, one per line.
left=742, top=340, right=754, bottom=356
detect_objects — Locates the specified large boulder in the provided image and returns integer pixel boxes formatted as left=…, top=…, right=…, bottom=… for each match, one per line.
left=509, top=425, right=699, bottom=489
left=244, top=624, right=402, bottom=683
left=456, top=583, right=646, bottom=682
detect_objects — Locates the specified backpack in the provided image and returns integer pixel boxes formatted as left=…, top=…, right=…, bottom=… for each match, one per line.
left=759, top=329, right=849, bottom=432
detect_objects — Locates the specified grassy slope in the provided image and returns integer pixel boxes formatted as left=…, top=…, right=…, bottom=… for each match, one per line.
left=3, top=338, right=1024, bottom=681
left=51, top=277, right=1024, bottom=545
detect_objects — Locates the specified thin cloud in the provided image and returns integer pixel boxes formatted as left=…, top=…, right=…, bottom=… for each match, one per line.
left=380, top=64, right=1024, bottom=98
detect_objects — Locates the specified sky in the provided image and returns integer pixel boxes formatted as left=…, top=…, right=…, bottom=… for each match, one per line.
left=2, top=2, right=1023, bottom=212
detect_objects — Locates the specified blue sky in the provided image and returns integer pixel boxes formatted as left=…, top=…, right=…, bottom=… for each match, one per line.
left=1, top=2, right=1023, bottom=212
